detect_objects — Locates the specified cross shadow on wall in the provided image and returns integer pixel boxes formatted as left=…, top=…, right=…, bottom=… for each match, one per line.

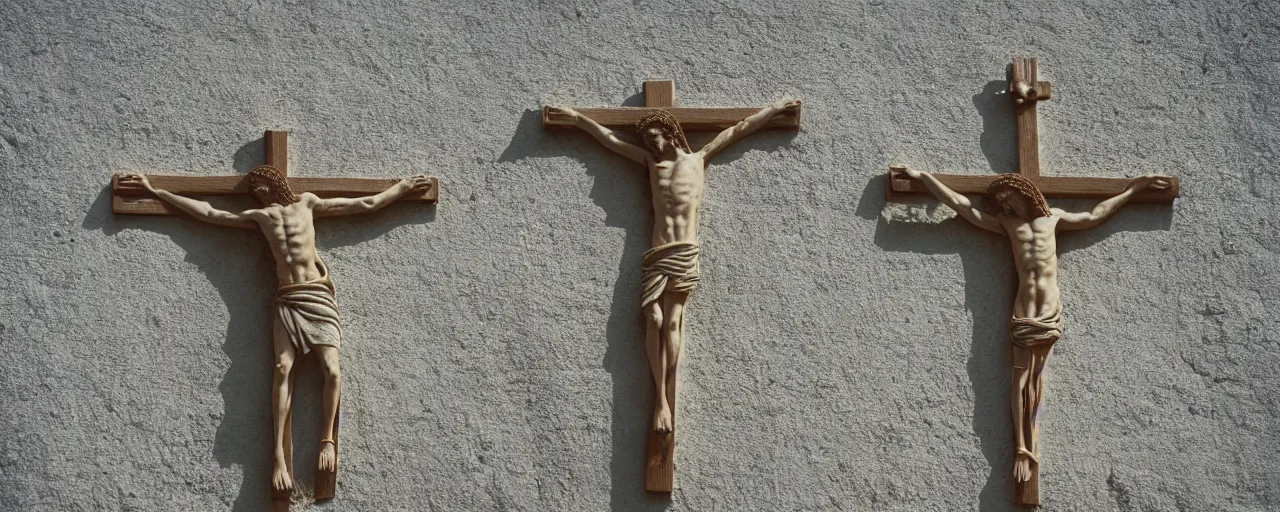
left=859, top=80, right=1172, bottom=511
left=82, top=133, right=435, bottom=511
left=498, top=97, right=796, bottom=511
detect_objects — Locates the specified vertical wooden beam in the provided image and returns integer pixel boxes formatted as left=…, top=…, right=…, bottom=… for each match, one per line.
left=1010, top=58, right=1052, bottom=506
left=266, top=128, right=297, bottom=510
left=1013, top=58, right=1041, bottom=178
left=644, top=80, right=675, bottom=109
left=1016, top=470, right=1040, bottom=506
left=265, top=130, right=289, bottom=176
left=644, top=79, right=677, bottom=494
left=1013, top=66, right=1039, bottom=506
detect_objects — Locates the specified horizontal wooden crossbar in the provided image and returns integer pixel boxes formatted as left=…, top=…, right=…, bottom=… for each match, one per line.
left=543, top=106, right=801, bottom=132
left=886, top=166, right=1179, bottom=202
left=111, top=174, right=438, bottom=215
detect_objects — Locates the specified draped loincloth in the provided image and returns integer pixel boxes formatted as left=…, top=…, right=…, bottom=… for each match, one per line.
left=1008, top=301, right=1063, bottom=472
left=1009, top=302, right=1063, bottom=349
left=275, top=259, right=342, bottom=355
left=640, top=242, right=700, bottom=308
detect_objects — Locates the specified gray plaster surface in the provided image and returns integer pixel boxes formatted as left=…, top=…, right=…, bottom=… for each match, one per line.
left=2, top=0, right=1278, bottom=510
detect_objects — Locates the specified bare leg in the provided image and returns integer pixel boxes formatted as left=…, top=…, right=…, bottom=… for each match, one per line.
left=1025, top=346, right=1052, bottom=469
left=270, top=319, right=297, bottom=496
left=314, top=345, right=342, bottom=472
left=1011, top=346, right=1034, bottom=483
left=645, top=302, right=670, bottom=434
left=662, top=291, right=690, bottom=431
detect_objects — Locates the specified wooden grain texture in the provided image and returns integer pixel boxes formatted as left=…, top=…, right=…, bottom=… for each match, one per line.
left=1016, top=103, right=1041, bottom=178
left=542, top=106, right=801, bottom=132
left=645, top=390, right=676, bottom=493
left=112, top=175, right=439, bottom=214
left=265, top=130, right=289, bottom=174
left=1013, top=57, right=1051, bottom=178
left=644, top=80, right=675, bottom=108
left=885, top=167, right=1180, bottom=202
left=1015, top=467, right=1040, bottom=506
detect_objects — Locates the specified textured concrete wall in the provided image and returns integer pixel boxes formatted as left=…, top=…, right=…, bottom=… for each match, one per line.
left=2, top=0, right=1278, bottom=510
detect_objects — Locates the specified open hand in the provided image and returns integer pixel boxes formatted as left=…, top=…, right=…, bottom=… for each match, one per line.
left=1132, top=174, right=1172, bottom=191
left=773, top=98, right=801, bottom=113
left=544, top=106, right=582, bottom=126
left=402, top=174, right=432, bottom=192
left=895, top=166, right=923, bottom=179
left=117, top=174, right=155, bottom=193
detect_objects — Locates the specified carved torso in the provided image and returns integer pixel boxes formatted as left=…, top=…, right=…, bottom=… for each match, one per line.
left=249, top=195, right=323, bottom=285
left=648, top=150, right=705, bottom=245
left=1002, top=215, right=1061, bottom=319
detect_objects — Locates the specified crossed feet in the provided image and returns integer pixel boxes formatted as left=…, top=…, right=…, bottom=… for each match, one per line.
left=652, top=402, right=673, bottom=435
left=271, top=443, right=339, bottom=497
left=1013, top=449, right=1037, bottom=482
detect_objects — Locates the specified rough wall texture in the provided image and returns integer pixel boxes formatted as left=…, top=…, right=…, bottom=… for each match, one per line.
left=1, top=0, right=1278, bottom=510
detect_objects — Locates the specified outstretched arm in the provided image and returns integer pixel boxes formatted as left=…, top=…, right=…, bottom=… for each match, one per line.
left=313, top=175, right=432, bottom=217
left=118, top=174, right=256, bottom=228
left=545, top=106, right=649, bottom=164
left=897, top=167, right=1003, bottom=233
left=699, top=98, right=800, bottom=161
left=1056, top=175, right=1171, bottom=231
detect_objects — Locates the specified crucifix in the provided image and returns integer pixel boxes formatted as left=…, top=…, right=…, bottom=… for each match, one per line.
left=543, top=80, right=801, bottom=492
left=112, top=130, right=437, bottom=509
left=886, top=58, right=1179, bottom=505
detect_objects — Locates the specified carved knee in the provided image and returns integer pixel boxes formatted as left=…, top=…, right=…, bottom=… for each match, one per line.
left=645, top=306, right=664, bottom=328
left=275, top=361, right=293, bottom=378
left=664, top=318, right=681, bottom=338
left=322, top=360, right=342, bottom=383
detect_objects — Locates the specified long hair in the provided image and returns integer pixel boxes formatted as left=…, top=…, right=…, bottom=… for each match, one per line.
left=247, top=165, right=299, bottom=206
left=987, top=173, right=1051, bottom=218
left=635, top=109, right=691, bottom=154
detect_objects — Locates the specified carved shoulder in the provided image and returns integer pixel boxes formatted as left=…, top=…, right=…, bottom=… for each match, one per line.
left=239, top=207, right=267, bottom=222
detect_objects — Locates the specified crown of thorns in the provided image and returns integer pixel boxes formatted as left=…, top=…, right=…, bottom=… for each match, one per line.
left=247, top=165, right=299, bottom=205
left=987, top=173, right=1051, bottom=218
left=635, top=109, right=691, bottom=152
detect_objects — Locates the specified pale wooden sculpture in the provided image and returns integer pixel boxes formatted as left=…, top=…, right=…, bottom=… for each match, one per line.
left=886, top=58, right=1179, bottom=505
left=112, top=130, right=437, bottom=509
left=544, top=80, right=801, bottom=492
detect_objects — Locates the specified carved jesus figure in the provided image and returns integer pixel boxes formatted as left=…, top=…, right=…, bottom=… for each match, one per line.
left=545, top=99, right=800, bottom=435
left=899, top=168, right=1170, bottom=483
left=118, top=168, right=431, bottom=498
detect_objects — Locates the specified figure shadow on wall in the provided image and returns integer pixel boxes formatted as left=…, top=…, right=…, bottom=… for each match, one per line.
left=83, top=134, right=434, bottom=511
left=499, top=94, right=795, bottom=511
left=861, top=80, right=1171, bottom=512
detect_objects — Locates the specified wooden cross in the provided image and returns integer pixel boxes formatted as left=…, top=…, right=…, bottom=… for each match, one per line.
left=885, top=58, right=1178, bottom=505
left=544, top=80, right=800, bottom=494
left=112, top=130, right=438, bottom=214
left=110, top=130, right=437, bottom=508
left=886, top=57, right=1180, bottom=202
left=543, top=79, right=801, bottom=133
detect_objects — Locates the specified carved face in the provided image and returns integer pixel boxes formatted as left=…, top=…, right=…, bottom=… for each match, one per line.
left=249, top=178, right=273, bottom=205
left=986, top=174, right=1051, bottom=220
left=996, top=190, right=1036, bottom=219
left=634, top=110, right=689, bottom=157
left=246, top=166, right=298, bottom=206
left=643, top=126, right=670, bottom=154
